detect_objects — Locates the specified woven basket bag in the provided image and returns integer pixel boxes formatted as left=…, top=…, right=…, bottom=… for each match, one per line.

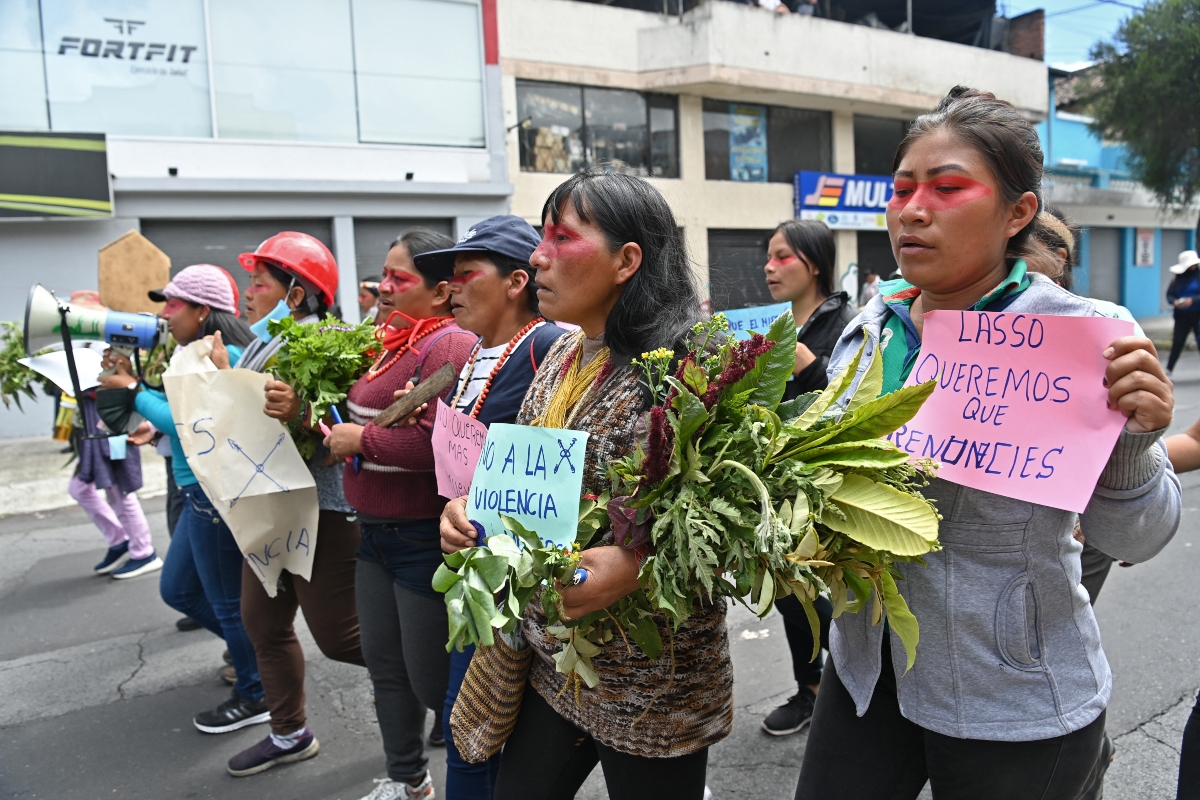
left=449, top=635, right=534, bottom=763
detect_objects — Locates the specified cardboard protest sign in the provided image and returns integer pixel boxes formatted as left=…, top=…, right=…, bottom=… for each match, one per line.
left=467, top=423, right=590, bottom=547
left=163, top=341, right=319, bottom=595
left=888, top=310, right=1133, bottom=513
left=720, top=302, right=791, bottom=341
left=431, top=399, right=488, bottom=500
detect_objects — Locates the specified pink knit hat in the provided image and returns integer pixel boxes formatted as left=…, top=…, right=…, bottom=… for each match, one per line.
left=148, top=264, right=238, bottom=314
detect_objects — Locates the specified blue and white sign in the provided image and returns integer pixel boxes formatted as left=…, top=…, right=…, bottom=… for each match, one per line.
left=719, top=301, right=791, bottom=341
left=794, top=171, right=893, bottom=230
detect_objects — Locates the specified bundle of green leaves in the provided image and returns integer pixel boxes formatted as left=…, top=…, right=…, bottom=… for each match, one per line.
left=0, top=321, right=56, bottom=410
left=267, top=315, right=379, bottom=457
left=435, top=312, right=941, bottom=695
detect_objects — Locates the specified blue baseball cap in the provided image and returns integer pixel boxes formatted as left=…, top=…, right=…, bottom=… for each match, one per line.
left=413, top=215, right=541, bottom=279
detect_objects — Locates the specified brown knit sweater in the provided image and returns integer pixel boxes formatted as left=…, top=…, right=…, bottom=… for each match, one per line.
left=517, top=330, right=734, bottom=758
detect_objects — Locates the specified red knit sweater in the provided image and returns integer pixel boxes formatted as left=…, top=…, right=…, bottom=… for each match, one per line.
left=344, top=324, right=477, bottom=519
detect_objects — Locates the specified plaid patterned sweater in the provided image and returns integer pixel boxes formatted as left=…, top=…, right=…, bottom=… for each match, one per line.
left=517, top=331, right=734, bottom=758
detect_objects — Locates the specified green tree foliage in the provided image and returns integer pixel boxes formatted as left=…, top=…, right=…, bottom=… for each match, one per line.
left=1087, top=0, right=1200, bottom=212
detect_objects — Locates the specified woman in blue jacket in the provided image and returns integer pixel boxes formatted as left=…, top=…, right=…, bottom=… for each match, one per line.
left=1166, top=250, right=1200, bottom=377
left=795, top=87, right=1180, bottom=800
left=99, top=264, right=262, bottom=734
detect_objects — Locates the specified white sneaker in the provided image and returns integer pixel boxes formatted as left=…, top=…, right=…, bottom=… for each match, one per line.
left=704, top=787, right=714, bottom=800
left=359, top=773, right=435, bottom=800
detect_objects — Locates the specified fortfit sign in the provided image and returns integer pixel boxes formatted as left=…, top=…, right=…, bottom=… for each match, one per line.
left=794, top=171, right=893, bottom=231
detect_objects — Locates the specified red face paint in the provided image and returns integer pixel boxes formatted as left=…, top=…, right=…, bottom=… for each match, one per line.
left=448, top=270, right=484, bottom=287
left=888, top=175, right=993, bottom=212
left=161, top=297, right=185, bottom=315
left=536, top=221, right=601, bottom=262
left=766, top=255, right=799, bottom=269
left=382, top=269, right=422, bottom=294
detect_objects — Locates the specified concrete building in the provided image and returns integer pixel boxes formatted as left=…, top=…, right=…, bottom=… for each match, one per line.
left=0, top=0, right=509, bottom=436
left=497, top=0, right=1049, bottom=310
left=1037, top=68, right=1199, bottom=320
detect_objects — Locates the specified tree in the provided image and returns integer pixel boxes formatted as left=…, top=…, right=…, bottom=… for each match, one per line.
left=1086, top=0, right=1200, bottom=218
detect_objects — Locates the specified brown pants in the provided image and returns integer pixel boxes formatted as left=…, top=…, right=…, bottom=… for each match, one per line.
left=241, top=510, right=366, bottom=735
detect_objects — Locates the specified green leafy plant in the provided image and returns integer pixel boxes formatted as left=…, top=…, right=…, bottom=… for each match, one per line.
left=436, top=312, right=941, bottom=696
left=268, top=315, right=379, bottom=457
left=0, top=321, right=56, bottom=410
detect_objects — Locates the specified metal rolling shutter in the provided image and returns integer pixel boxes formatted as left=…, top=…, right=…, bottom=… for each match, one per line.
left=707, top=229, right=775, bottom=311
left=1087, top=227, right=1121, bottom=304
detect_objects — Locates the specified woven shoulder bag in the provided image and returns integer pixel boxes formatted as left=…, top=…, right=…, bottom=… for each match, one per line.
left=450, top=632, right=533, bottom=763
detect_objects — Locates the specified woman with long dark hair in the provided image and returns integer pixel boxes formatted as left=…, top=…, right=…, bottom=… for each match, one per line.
left=98, top=265, right=267, bottom=733
left=794, top=87, right=1180, bottom=800
left=325, top=229, right=478, bottom=800
left=760, top=219, right=857, bottom=737
left=440, top=166, right=729, bottom=799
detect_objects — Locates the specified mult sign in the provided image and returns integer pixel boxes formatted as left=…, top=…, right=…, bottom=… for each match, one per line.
left=794, top=171, right=893, bottom=231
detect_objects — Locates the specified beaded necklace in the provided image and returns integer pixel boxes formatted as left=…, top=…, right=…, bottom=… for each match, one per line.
left=365, top=315, right=455, bottom=382
left=449, top=317, right=545, bottom=418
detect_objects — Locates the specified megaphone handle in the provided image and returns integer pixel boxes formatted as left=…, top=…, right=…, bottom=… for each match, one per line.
left=132, top=348, right=142, bottom=378
left=58, top=306, right=84, bottom=400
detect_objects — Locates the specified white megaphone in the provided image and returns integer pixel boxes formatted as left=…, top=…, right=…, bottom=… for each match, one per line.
left=24, top=284, right=165, bottom=357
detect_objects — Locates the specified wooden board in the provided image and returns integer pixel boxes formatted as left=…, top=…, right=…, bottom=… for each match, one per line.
left=98, top=230, right=170, bottom=314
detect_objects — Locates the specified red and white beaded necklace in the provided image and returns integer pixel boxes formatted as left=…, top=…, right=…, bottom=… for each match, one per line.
left=449, top=317, right=545, bottom=419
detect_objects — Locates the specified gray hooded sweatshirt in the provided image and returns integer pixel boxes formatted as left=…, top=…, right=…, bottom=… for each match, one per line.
left=825, top=273, right=1181, bottom=742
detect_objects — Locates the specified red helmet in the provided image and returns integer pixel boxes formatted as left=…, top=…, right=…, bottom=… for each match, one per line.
left=239, top=232, right=338, bottom=307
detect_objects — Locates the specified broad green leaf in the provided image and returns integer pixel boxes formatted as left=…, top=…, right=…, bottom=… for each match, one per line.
left=627, top=615, right=663, bottom=660
left=842, top=566, right=872, bottom=614
left=465, top=597, right=496, bottom=646
left=725, top=311, right=797, bottom=409
left=756, top=569, right=777, bottom=617
left=800, top=595, right=822, bottom=661
left=431, top=563, right=460, bottom=594
left=802, top=440, right=912, bottom=470
left=881, top=570, right=920, bottom=672
left=500, top=515, right=543, bottom=551
left=575, top=657, right=601, bottom=688
left=823, top=474, right=939, bottom=556
left=845, top=345, right=884, bottom=413
left=776, top=391, right=819, bottom=424
left=821, top=379, right=936, bottom=446
left=573, top=635, right=602, bottom=658
left=442, top=549, right=468, bottom=569
left=471, top=554, right=512, bottom=592
left=666, top=377, right=711, bottom=444
left=790, top=337, right=867, bottom=431
left=792, top=526, right=819, bottom=559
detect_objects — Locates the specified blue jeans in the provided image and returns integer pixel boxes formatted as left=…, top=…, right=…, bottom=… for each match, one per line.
left=444, top=644, right=501, bottom=799
left=160, top=483, right=263, bottom=700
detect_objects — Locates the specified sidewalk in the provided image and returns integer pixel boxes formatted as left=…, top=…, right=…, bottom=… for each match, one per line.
left=0, top=436, right=167, bottom=518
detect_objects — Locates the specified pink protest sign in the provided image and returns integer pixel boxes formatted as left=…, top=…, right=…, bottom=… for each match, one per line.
left=888, top=310, right=1134, bottom=512
left=431, top=399, right=488, bottom=500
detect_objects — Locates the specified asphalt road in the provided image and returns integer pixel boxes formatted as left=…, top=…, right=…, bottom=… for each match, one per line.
left=2, top=358, right=1199, bottom=799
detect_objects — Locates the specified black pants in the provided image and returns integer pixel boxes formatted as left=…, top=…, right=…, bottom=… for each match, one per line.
left=1079, top=542, right=1115, bottom=606
left=1179, top=693, right=1200, bottom=799
left=796, top=640, right=1106, bottom=800
left=494, top=683, right=709, bottom=800
left=164, top=456, right=183, bottom=537
left=776, top=593, right=832, bottom=688
left=1168, top=310, right=1200, bottom=371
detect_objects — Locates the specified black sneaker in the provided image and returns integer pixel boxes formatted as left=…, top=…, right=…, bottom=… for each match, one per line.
left=227, top=731, right=320, bottom=777
left=176, top=617, right=202, bottom=632
left=428, top=715, right=445, bottom=747
left=194, top=690, right=270, bottom=734
left=762, top=688, right=816, bottom=736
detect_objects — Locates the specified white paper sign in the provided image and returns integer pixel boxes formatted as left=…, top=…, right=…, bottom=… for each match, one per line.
left=163, top=341, right=319, bottom=595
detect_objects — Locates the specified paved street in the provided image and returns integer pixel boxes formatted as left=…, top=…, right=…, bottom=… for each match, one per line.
left=2, top=352, right=1199, bottom=799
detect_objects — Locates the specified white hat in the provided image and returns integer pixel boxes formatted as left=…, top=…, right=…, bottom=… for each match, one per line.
left=1170, top=250, right=1200, bottom=275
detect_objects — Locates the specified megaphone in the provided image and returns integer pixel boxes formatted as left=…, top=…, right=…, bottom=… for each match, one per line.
left=24, top=284, right=165, bottom=356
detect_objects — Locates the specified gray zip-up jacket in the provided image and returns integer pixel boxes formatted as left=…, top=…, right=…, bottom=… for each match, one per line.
left=826, top=274, right=1181, bottom=741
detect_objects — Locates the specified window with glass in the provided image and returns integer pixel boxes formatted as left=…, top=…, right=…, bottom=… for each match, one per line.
left=854, top=114, right=909, bottom=176
left=703, top=99, right=832, bottom=183
left=0, top=0, right=486, bottom=149
left=516, top=80, right=678, bottom=178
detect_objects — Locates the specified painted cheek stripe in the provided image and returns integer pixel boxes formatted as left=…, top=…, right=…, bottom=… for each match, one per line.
left=449, top=271, right=484, bottom=286
left=888, top=176, right=992, bottom=212
left=385, top=272, right=422, bottom=293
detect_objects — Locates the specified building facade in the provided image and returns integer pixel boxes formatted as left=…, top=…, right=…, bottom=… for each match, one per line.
left=1037, top=69, right=1198, bottom=320
left=0, top=0, right=508, bottom=436
left=497, top=0, right=1049, bottom=311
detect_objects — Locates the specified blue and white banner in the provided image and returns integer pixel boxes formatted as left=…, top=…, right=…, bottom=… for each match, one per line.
left=794, top=171, right=893, bottom=230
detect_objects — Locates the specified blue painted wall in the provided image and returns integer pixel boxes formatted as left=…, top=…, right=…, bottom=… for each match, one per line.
left=1122, top=227, right=1164, bottom=319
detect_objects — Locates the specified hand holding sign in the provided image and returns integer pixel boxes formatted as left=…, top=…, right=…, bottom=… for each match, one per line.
left=466, top=423, right=590, bottom=547
left=891, top=310, right=1135, bottom=512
